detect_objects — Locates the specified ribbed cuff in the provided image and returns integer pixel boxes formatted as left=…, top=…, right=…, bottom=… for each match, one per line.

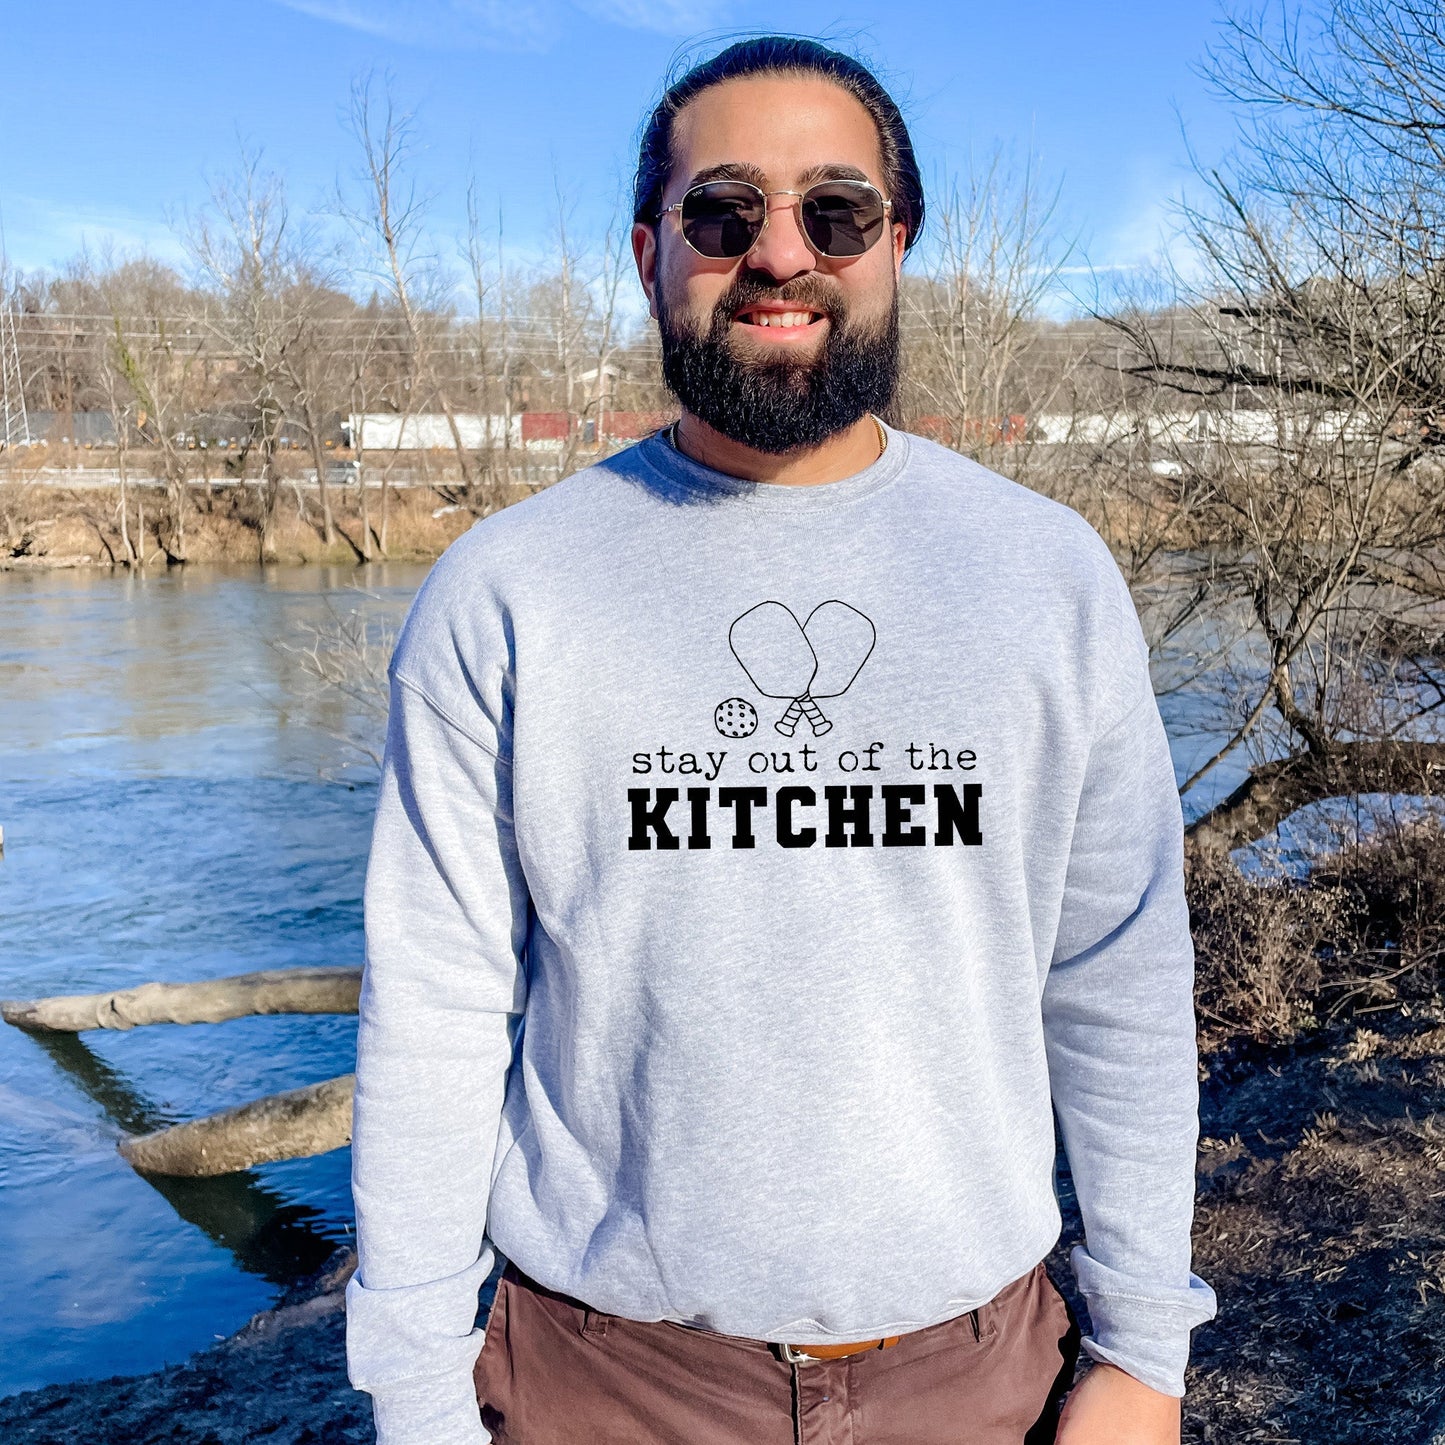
left=366, top=1368, right=492, bottom=1445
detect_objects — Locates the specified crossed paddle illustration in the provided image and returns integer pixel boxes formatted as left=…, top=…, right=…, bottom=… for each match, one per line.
left=729, top=600, right=876, bottom=737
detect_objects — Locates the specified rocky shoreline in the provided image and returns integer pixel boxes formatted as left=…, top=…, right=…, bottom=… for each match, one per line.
left=0, top=1248, right=372, bottom=1445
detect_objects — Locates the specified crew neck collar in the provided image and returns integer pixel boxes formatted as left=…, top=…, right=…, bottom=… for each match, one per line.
left=634, top=417, right=910, bottom=512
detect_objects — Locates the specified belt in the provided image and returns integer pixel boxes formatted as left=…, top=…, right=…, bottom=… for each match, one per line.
left=774, top=1303, right=983, bottom=1364
left=774, top=1335, right=902, bottom=1364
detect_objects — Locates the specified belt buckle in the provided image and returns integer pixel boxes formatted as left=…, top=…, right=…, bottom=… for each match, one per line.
left=778, top=1343, right=824, bottom=1365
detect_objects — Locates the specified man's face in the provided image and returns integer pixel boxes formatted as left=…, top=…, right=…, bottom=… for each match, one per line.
left=632, top=73, right=908, bottom=454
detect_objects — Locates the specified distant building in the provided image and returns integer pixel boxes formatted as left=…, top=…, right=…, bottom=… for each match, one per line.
left=344, top=411, right=674, bottom=451
left=28, top=411, right=119, bottom=446
left=344, top=414, right=521, bottom=451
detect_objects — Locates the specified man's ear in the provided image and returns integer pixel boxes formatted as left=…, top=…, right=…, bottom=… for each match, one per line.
left=632, top=221, right=659, bottom=320
left=890, top=219, right=907, bottom=278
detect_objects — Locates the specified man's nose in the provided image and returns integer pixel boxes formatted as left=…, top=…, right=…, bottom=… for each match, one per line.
left=745, top=194, right=816, bottom=283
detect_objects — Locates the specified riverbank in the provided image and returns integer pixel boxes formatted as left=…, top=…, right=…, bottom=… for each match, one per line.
left=0, top=1247, right=370, bottom=1444
left=0, top=478, right=516, bottom=570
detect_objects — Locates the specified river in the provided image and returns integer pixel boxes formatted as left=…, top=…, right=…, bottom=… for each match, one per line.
left=0, top=559, right=1249, bottom=1401
left=0, top=564, right=426, bottom=1399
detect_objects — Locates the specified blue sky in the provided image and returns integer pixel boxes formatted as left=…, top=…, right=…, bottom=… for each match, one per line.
left=1, top=0, right=1241, bottom=304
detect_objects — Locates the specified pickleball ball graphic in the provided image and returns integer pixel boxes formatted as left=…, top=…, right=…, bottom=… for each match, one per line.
left=728, top=599, right=875, bottom=736
left=714, top=697, right=759, bottom=738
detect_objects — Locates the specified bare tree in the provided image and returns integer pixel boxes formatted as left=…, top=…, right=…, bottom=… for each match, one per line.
left=901, top=149, right=1080, bottom=476
left=84, top=258, right=202, bottom=563
left=279, top=269, right=374, bottom=561
left=1104, top=0, right=1445, bottom=851
left=271, top=589, right=400, bottom=774
left=463, top=184, right=520, bottom=503
left=341, top=73, right=485, bottom=513
left=187, top=150, right=301, bottom=562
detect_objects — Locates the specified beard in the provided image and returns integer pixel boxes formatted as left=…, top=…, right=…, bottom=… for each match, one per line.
left=656, top=270, right=900, bottom=455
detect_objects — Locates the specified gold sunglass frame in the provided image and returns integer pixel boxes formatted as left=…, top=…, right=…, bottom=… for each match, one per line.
left=660, top=178, right=895, bottom=261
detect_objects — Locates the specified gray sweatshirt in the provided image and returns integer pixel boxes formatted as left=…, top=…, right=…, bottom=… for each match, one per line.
left=344, top=422, right=1218, bottom=1443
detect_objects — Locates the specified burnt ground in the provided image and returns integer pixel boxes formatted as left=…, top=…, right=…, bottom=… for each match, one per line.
left=1178, top=999, right=1445, bottom=1444
left=3, top=1010, right=1444, bottom=1444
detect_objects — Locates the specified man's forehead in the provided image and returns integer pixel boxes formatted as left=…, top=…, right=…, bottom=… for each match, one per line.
left=667, top=74, right=885, bottom=193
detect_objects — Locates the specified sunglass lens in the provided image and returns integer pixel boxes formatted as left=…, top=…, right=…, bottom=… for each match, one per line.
left=680, top=182, right=765, bottom=257
left=802, top=184, right=886, bottom=257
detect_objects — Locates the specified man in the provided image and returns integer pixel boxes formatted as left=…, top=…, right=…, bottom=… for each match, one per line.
left=345, top=35, right=1217, bottom=1445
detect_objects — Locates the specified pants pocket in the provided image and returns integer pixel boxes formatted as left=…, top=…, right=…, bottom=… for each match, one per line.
left=473, top=1276, right=512, bottom=1428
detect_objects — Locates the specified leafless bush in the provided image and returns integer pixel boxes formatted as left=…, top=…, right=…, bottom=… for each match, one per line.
left=270, top=594, right=398, bottom=774
left=1189, top=809, right=1445, bottom=1051
left=1189, top=848, right=1344, bottom=1050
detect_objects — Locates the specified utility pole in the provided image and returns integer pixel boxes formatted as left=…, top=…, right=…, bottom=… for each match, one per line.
left=0, top=203, right=32, bottom=450
left=1, top=302, right=29, bottom=450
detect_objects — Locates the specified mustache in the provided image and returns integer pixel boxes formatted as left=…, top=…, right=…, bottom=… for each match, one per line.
left=710, top=272, right=847, bottom=328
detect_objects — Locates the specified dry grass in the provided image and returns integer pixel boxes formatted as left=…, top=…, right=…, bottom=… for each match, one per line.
left=0, top=480, right=502, bottom=567
left=1155, top=819, right=1445, bottom=1442
left=1190, top=817, right=1445, bottom=1054
left=1180, top=1004, right=1445, bottom=1442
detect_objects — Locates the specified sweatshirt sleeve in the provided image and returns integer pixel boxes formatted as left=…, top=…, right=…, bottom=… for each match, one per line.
left=1039, top=575, right=1218, bottom=1398
left=344, top=668, right=531, bottom=1445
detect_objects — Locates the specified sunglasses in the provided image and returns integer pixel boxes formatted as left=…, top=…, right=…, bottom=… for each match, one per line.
left=660, top=178, right=894, bottom=260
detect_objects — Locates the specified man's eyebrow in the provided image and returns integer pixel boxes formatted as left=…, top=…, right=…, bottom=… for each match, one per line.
left=678, top=161, right=878, bottom=192
left=683, top=161, right=768, bottom=189
left=795, top=163, right=875, bottom=187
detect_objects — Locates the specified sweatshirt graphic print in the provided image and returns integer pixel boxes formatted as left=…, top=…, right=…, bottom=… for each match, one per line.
left=344, top=424, right=1219, bottom=1445
left=627, top=595, right=982, bottom=854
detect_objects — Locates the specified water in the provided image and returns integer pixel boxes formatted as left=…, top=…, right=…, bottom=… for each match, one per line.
left=0, top=559, right=1257, bottom=1402
left=0, top=563, right=427, bottom=1399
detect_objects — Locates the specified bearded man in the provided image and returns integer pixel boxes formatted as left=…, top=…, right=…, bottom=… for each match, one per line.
left=344, top=35, right=1217, bottom=1445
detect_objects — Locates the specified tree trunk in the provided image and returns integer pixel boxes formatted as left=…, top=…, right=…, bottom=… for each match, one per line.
left=357, top=460, right=374, bottom=560
left=117, top=447, right=135, bottom=566
left=118, top=1073, right=354, bottom=1177
left=1, top=965, right=361, bottom=1033
left=1186, top=740, right=1445, bottom=853
left=259, top=427, right=281, bottom=562
left=306, top=416, right=337, bottom=546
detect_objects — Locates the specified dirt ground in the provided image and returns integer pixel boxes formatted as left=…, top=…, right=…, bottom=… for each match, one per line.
left=0, top=1248, right=374, bottom=1444
left=1180, top=1001, right=1445, bottom=1443
left=2, top=1007, right=1442, bottom=1443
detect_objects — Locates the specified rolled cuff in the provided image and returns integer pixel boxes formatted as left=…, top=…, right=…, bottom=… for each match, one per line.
left=366, top=1367, right=492, bottom=1445
left=345, top=1255, right=495, bottom=1445
left=1070, top=1246, right=1218, bottom=1397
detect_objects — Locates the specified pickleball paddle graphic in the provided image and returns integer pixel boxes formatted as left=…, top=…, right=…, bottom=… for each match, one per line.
left=728, top=599, right=875, bottom=736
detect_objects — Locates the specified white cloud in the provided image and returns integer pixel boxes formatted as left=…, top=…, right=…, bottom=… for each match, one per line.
left=1, top=196, right=187, bottom=277
left=1044, top=175, right=1212, bottom=318
left=273, top=0, right=560, bottom=48
left=572, top=0, right=727, bottom=32
left=269, top=0, right=727, bottom=48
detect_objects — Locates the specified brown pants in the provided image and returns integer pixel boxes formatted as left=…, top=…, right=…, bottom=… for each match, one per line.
left=473, top=1260, right=1082, bottom=1444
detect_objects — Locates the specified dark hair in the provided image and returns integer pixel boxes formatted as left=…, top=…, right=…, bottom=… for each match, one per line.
left=633, top=36, right=925, bottom=253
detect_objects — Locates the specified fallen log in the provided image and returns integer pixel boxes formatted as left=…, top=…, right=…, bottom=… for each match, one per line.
left=1, top=965, right=362, bottom=1033
left=119, top=1073, right=355, bottom=1177
left=1185, top=739, right=1445, bottom=854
